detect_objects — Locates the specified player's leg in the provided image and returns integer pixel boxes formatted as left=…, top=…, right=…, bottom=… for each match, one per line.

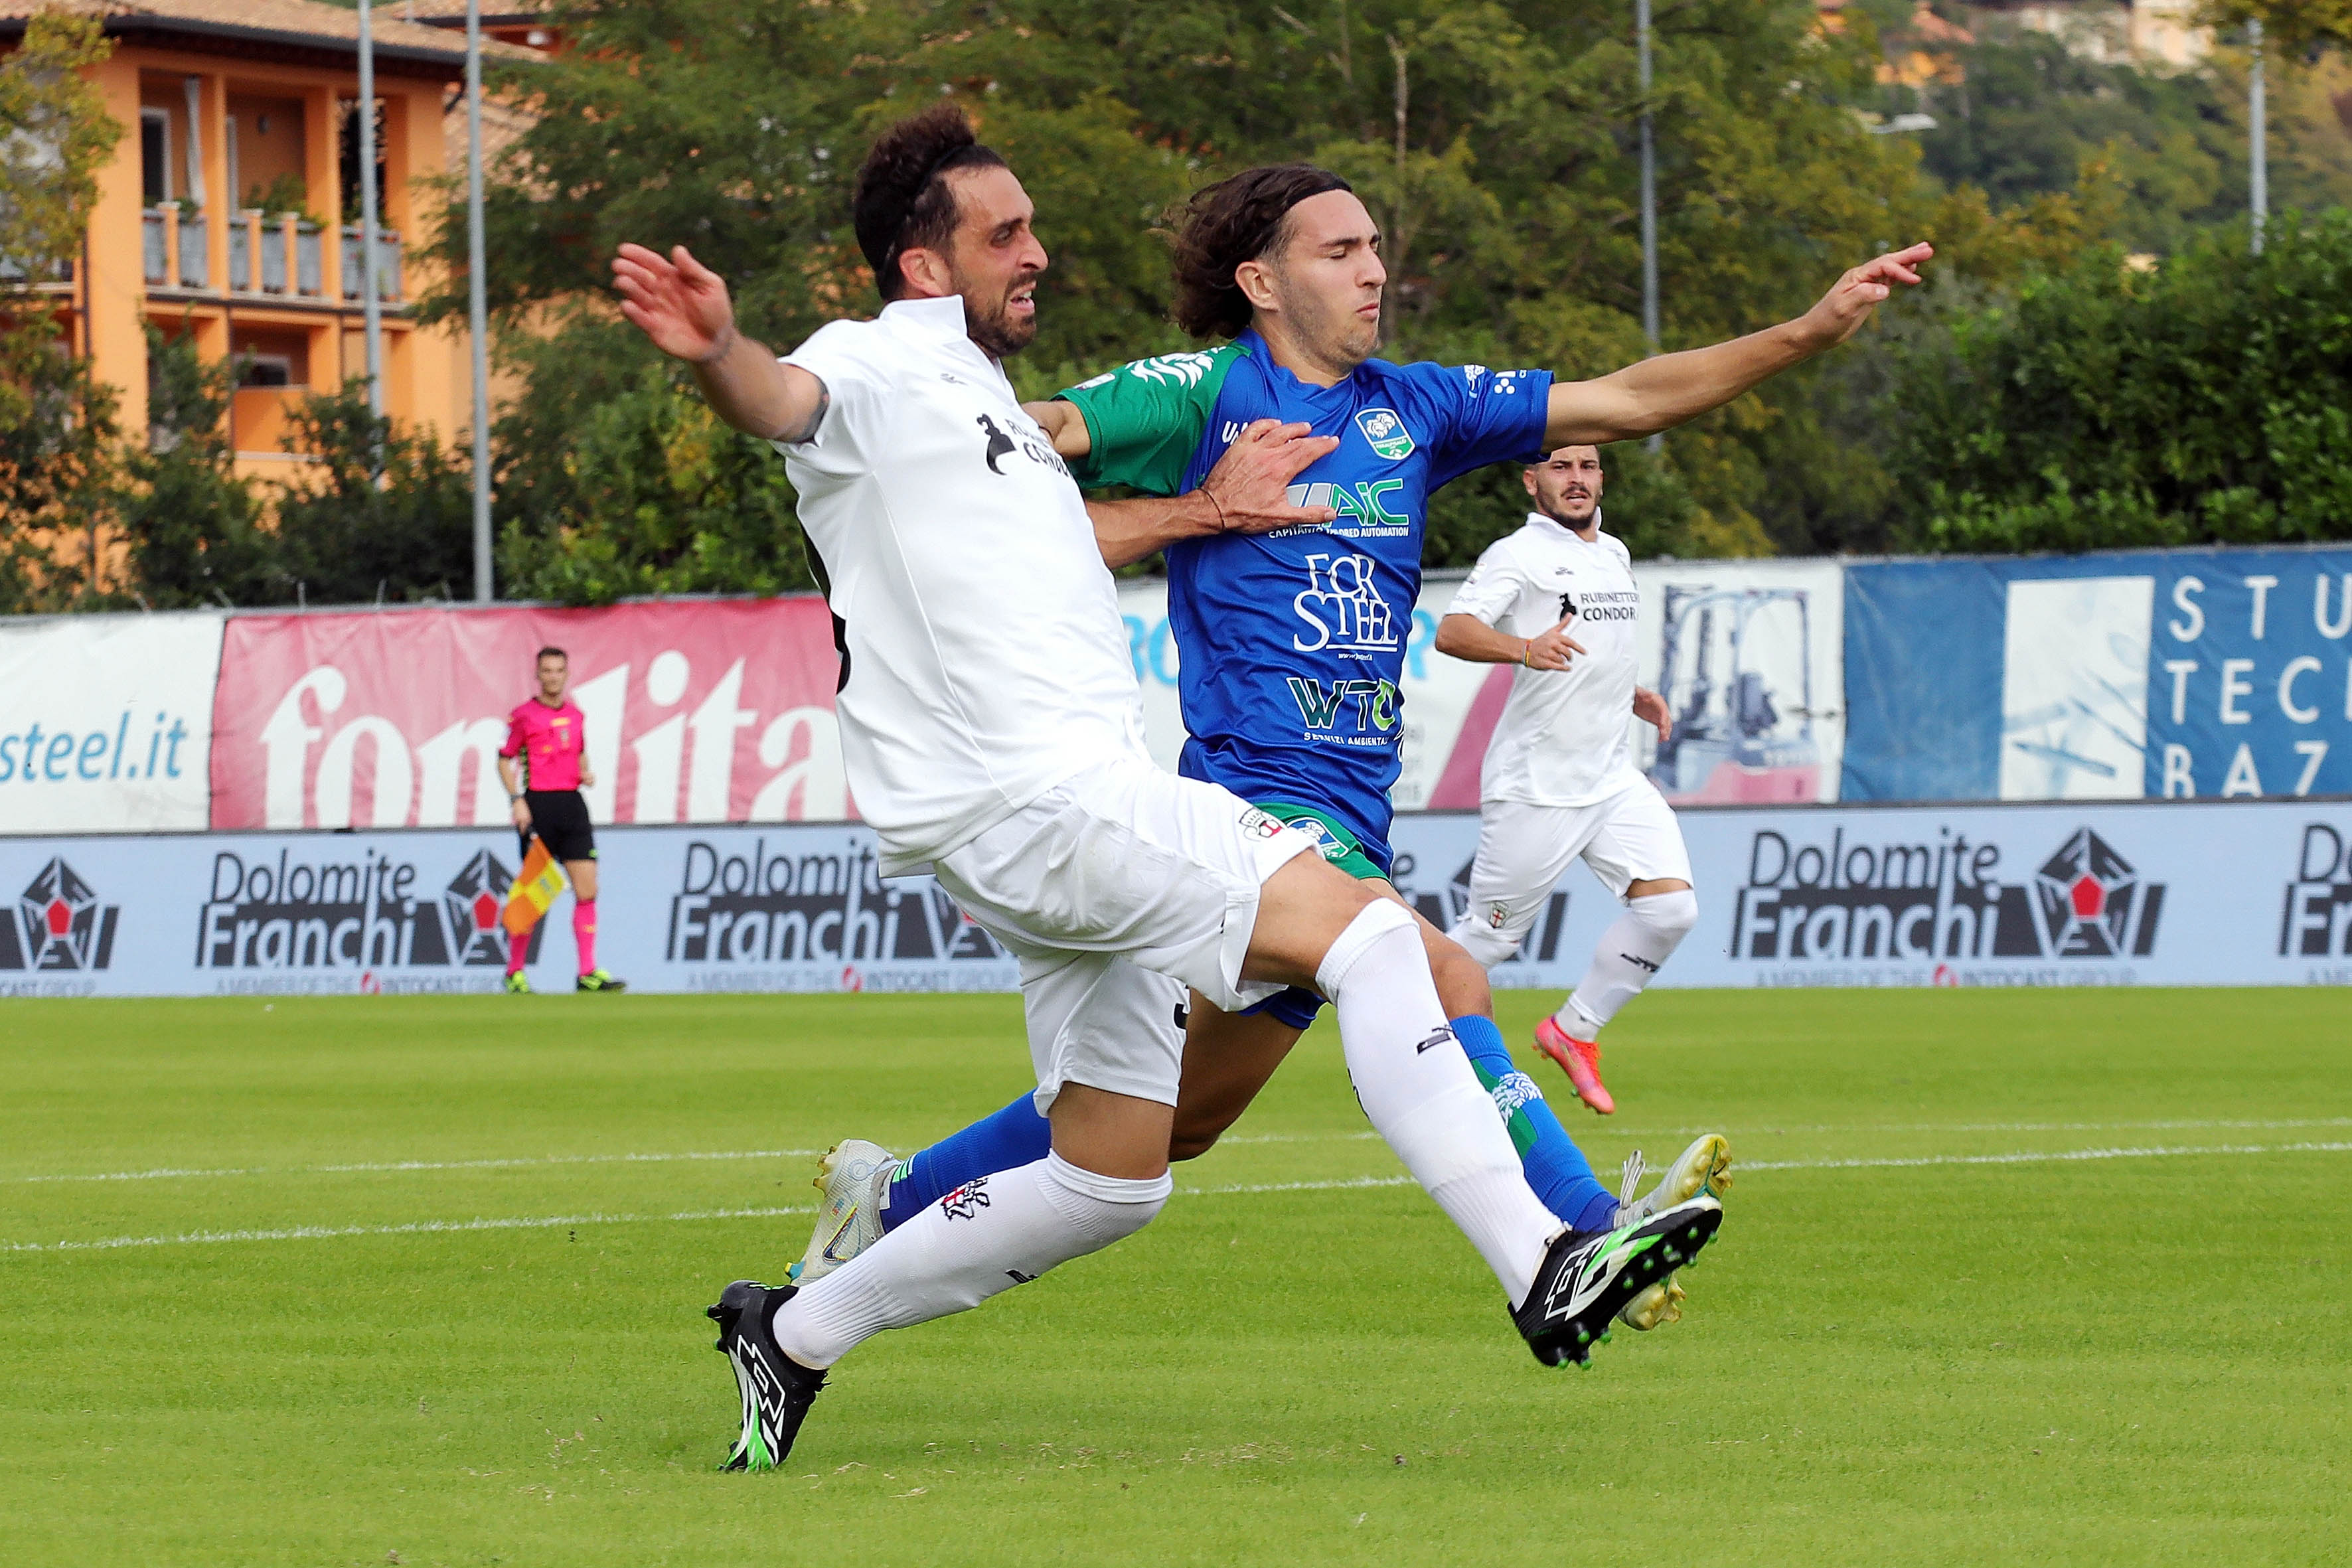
left=1447, top=797, right=1621, bottom=1113
left=1169, top=895, right=1618, bottom=1234
left=1545, top=782, right=1696, bottom=1082
left=1243, top=850, right=1715, bottom=1364
left=724, top=934, right=1185, bottom=1470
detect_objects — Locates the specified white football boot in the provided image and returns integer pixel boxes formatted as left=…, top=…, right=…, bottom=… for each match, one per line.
left=1612, top=1133, right=1731, bottom=1330
left=787, top=1139, right=897, bottom=1284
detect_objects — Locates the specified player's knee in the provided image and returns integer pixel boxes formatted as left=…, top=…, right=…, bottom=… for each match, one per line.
left=1447, top=911, right=1525, bottom=969
left=1166, top=1125, right=1223, bottom=1163
left=1043, top=1153, right=1171, bottom=1244
left=1425, top=930, right=1492, bottom=1016
left=1631, top=887, right=1699, bottom=945
left=1313, top=895, right=1417, bottom=998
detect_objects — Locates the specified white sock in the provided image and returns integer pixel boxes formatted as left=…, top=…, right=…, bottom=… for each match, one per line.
left=1563, top=888, right=1697, bottom=1036
left=1318, top=900, right=1559, bottom=1304
left=770, top=1152, right=1170, bottom=1370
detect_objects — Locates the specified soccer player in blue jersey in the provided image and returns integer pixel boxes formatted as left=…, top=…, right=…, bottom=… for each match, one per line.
left=795, top=164, right=1927, bottom=1327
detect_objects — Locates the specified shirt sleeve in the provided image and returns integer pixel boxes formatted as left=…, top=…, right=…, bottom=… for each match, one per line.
left=499, top=708, right=525, bottom=759
left=1419, top=364, right=1556, bottom=490
left=777, top=319, right=898, bottom=479
left=1447, top=538, right=1531, bottom=629
left=1052, top=347, right=1235, bottom=495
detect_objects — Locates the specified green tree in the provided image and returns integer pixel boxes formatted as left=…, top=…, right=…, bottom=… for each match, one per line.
left=0, top=11, right=121, bottom=609
left=1887, top=208, right=2352, bottom=552
left=112, top=329, right=275, bottom=607
left=272, top=386, right=477, bottom=605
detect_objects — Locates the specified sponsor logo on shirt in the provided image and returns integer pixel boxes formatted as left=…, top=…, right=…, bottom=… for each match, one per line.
left=1277, top=481, right=1410, bottom=540
left=977, top=414, right=1018, bottom=473
left=1354, top=406, right=1415, bottom=461
left=1284, top=676, right=1400, bottom=746
left=972, top=412, right=1069, bottom=479
left=1293, top=552, right=1400, bottom=653
left=1570, top=588, right=1638, bottom=623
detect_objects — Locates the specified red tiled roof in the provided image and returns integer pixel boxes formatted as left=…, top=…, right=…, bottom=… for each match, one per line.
left=0, top=0, right=540, bottom=68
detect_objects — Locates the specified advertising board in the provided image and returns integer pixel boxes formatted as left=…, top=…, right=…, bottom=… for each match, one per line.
left=5, top=800, right=2341, bottom=998
left=0, top=611, right=224, bottom=832
left=1842, top=546, right=2352, bottom=803
left=207, top=600, right=846, bottom=831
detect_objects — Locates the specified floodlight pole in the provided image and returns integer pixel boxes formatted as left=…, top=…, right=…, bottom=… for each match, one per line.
left=1638, top=0, right=1662, bottom=454
left=2248, top=17, right=2268, bottom=256
left=357, top=0, right=384, bottom=420
left=465, top=0, right=493, bottom=602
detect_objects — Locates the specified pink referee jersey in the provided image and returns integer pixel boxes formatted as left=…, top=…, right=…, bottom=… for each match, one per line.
left=502, top=698, right=587, bottom=792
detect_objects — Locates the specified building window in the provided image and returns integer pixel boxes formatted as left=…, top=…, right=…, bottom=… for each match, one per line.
left=236, top=354, right=294, bottom=388
left=141, top=109, right=171, bottom=206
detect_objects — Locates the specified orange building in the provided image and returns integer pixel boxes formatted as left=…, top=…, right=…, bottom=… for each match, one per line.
left=1, top=0, right=534, bottom=474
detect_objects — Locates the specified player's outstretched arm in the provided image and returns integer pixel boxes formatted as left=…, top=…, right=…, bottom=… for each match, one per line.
left=1544, top=244, right=1932, bottom=446
left=611, top=242, right=825, bottom=443
left=1085, top=420, right=1341, bottom=570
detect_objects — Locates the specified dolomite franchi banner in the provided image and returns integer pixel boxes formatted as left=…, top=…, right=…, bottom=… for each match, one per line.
left=3, top=799, right=2343, bottom=997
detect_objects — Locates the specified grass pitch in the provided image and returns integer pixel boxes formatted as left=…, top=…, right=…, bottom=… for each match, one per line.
left=3, top=987, right=2347, bottom=1567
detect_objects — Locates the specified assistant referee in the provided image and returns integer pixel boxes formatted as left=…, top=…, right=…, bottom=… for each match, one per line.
left=497, top=645, right=626, bottom=993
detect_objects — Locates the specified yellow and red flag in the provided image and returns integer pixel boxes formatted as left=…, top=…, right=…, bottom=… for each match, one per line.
left=503, top=837, right=567, bottom=936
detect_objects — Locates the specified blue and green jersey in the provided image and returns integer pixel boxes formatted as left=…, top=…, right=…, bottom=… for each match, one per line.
left=1056, top=330, right=1551, bottom=873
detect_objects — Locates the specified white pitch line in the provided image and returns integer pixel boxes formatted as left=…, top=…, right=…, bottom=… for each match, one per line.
left=1739, top=1140, right=2352, bottom=1173
left=7, top=1143, right=2350, bottom=1257
left=8, top=1117, right=2351, bottom=1190
left=3, top=1148, right=829, bottom=1186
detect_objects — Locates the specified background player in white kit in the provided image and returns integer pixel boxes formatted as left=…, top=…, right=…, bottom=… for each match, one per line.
left=1437, top=445, right=1694, bottom=1116
left=612, top=106, right=1727, bottom=1472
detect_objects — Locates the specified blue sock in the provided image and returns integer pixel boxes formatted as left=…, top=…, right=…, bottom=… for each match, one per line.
left=1450, top=1014, right=1619, bottom=1233
left=877, top=1090, right=1054, bottom=1233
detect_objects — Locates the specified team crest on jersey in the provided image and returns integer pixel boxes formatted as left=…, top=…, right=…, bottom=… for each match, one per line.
left=1354, top=407, right=1415, bottom=461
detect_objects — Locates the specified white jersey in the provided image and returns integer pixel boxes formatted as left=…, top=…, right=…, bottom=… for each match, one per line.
left=779, top=297, right=1150, bottom=874
left=1449, top=512, right=1645, bottom=809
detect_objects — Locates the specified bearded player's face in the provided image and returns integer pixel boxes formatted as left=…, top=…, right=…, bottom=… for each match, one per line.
left=937, top=165, right=1048, bottom=359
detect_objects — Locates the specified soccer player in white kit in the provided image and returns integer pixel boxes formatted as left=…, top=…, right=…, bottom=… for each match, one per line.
left=1437, top=445, right=1693, bottom=1116
left=612, top=106, right=1727, bottom=1471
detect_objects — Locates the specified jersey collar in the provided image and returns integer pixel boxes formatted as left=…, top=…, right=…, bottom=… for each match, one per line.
left=1235, top=327, right=1358, bottom=397
left=880, top=295, right=1011, bottom=384
left=1527, top=509, right=1606, bottom=545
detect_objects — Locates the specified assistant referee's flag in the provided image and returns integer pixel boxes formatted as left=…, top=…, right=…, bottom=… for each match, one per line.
left=503, top=837, right=566, bottom=935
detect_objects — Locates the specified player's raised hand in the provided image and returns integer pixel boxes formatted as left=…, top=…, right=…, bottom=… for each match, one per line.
left=1632, top=684, right=1673, bottom=745
left=1199, top=419, right=1342, bottom=536
left=613, top=242, right=737, bottom=363
left=1798, top=242, right=1934, bottom=347
left=1524, top=615, right=1587, bottom=671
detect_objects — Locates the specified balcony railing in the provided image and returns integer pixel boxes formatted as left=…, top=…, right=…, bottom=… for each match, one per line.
left=141, top=207, right=400, bottom=303
left=339, top=228, right=402, bottom=303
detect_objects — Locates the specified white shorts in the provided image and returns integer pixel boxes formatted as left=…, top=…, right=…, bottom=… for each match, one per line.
left=933, top=757, right=1316, bottom=1111
left=1450, top=779, right=1693, bottom=961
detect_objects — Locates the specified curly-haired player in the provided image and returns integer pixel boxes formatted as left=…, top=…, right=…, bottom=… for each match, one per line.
left=791, top=162, right=1926, bottom=1335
